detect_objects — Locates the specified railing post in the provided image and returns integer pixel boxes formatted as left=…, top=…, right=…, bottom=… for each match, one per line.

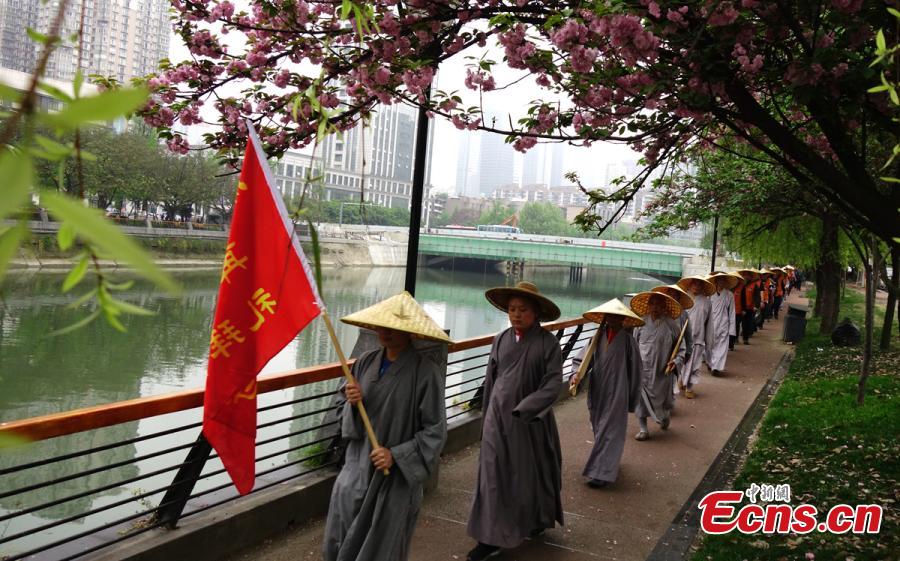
left=558, top=324, right=584, bottom=363
left=154, top=432, right=212, bottom=529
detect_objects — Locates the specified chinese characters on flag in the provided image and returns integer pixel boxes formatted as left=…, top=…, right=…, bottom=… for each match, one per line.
left=204, top=124, right=323, bottom=495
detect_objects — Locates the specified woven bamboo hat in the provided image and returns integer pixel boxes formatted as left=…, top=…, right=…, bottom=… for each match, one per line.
left=676, top=275, right=716, bottom=296
left=768, top=267, right=786, bottom=276
left=757, top=268, right=773, bottom=278
left=784, top=265, right=795, bottom=270
left=629, top=291, right=683, bottom=320
left=736, top=269, right=760, bottom=281
left=485, top=281, right=560, bottom=322
left=341, top=291, right=452, bottom=343
left=583, top=298, right=645, bottom=328
left=728, top=272, right=746, bottom=286
left=651, top=284, right=694, bottom=310
left=707, top=272, right=740, bottom=291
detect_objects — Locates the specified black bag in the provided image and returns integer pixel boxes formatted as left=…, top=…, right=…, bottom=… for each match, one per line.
left=831, top=318, right=861, bottom=346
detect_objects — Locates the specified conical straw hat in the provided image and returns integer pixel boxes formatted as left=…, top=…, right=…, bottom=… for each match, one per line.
left=341, top=291, right=452, bottom=343
left=629, top=291, right=683, bottom=320
left=728, top=272, right=746, bottom=286
left=676, top=275, right=715, bottom=296
left=768, top=267, right=786, bottom=275
left=784, top=265, right=795, bottom=270
left=706, top=272, right=739, bottom=291
left=736, top=269, right=760, bottom=281
left=757, top=268, right=773, bottom=278
left=583, top=298, right=645, bottom=328
left=485, top=281, right=561, bottom=322
left=651, top=284, right=694, bottom=310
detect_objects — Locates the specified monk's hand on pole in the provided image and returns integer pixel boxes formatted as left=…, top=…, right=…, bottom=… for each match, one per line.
left=321, top=310, right=390, bottom=475
left=569, top=329, right=602, bottom=397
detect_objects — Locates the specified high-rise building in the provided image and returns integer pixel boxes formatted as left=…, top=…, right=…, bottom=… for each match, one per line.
left=454, top=130, right=481, bottom=198
left=275, top=102, right=422, bottom=210
left=477, top=131, right=516, bottom=196
left=547, top=143, right=568, bottom=187
left=1, top=0, right=170, bottom=84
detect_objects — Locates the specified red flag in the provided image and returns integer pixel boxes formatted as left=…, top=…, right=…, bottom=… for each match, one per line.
left=203, top=124, right=323, bottom=495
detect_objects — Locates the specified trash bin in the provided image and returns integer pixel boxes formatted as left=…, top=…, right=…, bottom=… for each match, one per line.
left=782, top=303, right=809, bottom=343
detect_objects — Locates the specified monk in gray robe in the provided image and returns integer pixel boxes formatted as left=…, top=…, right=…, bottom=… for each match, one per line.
left=467, top=282, right=564, bottom=561
left=571, top=300, right=643, bottom=488
left=676, top=277, right=714, bottom=399
left=324, top=297, right=449, bottom=561
left=650, top=285, right=694, bottom=404
left=705, top=274, right=736, bottom=376
left=631, top=292, right=685, bottom=441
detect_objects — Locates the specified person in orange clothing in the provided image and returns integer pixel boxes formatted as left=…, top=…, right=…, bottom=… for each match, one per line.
left=772, top=269, right=786, bottom=319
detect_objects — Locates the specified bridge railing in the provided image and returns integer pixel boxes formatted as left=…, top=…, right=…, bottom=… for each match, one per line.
left=0, top=318, right=594, bottom=561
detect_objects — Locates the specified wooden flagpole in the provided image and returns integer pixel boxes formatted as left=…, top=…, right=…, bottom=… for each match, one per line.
left=321, top=310, right=389, bottom=475
left=665, top=319, right=689, bottom=375
left=569, top=328, right=602, bottom=397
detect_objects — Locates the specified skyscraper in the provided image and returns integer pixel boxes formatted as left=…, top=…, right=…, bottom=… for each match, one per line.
left=1, top=0, right=170, bottom=84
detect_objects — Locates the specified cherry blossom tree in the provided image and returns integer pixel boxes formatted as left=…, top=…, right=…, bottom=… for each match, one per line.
left=130, top=0, right=899, bottom=243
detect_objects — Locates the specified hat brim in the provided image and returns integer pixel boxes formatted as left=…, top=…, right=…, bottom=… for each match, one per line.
left=340, top=291, right=453, bottom=343
left=485, top=287, right=561, bottom=322
left=630, top=291, right=683, bottom=320
left=707, top=273, right=740, bottom=291
left=340, top=318, right=452, bottom=343
left=582, top=299, right=645, bottom=327
left=676, top=276, right=716, bottom=296
left=650, top=285, right=694, bottom=310
left=736, top=269, right=760, bottom=281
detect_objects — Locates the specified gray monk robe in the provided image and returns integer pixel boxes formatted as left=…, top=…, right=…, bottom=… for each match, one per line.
left=634, top=316, right=686, bottom=418
left=467, top=323, right=564, bottom=548
left=681, top=294, right=710, bottom=389
left=705, top=289, right=735, bottom=371
left=323, top=346, right=447, bottom=561
left=571, top=328, right=642, bottom=483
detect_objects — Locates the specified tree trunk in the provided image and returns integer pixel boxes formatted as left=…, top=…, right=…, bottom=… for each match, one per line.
left=858, top=236, right=881, bottom=405
left=813, top=267, right=824, bottom=317
left=880, top=245, right=899, bottom=351
left=817, top=219, right=842, bottom=335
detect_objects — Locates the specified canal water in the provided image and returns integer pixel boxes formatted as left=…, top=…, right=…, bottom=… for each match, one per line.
left=0, top=265, right=664, bottom=557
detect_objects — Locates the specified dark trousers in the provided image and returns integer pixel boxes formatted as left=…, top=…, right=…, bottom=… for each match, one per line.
left=742, top=310, right=756, bottom=341
left=773, top=296, right=783, bottom=318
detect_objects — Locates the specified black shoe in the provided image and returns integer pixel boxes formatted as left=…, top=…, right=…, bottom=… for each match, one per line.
left=743, top=340, right=750, bottom=345
left=711, top=369, right=721, bottom=377
left=467, top=543, right=501, bottom=561
left=587, top=479, right=608, bottom=489
left=530, top=527, right=546, bottom=536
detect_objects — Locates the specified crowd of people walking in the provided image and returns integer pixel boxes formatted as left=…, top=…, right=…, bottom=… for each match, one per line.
left=320, top=265, right=800, bottom=561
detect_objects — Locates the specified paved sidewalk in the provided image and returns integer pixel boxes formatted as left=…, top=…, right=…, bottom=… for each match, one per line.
left=227, top=293, right=803, bottom=561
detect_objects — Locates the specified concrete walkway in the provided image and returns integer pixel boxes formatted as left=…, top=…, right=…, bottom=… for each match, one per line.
left=226, top=293, right=803, bottom=561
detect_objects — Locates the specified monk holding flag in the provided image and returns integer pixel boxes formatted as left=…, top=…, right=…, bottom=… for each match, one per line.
left=203, top=124, right=323, bottom=495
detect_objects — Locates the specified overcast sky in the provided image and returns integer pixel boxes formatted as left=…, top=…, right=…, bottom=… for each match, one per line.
left=168, top=25, right=641, bottom=193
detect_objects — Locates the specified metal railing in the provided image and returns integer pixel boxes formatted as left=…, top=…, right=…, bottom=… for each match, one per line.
left=0, top=318, right=593, bottom=561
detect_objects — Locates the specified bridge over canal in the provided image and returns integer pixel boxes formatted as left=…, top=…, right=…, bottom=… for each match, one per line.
left=419, top=230, right=701, bottom=277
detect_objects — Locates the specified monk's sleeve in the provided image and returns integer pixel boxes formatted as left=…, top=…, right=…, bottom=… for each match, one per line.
left=512, top=337, right=562, bottom=423
left=683, top=316, right=693, bottom=354
left=390, top=361, right=448, bottom=485
left=570, top=339, right=588, bottom=378
left=727, top=294, right=737, bottom=336
left=339, top=360, right=365, bottom=441
left=627, top=337, right=643, bottom=413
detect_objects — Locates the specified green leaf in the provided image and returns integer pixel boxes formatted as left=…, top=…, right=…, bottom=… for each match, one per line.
left=0, top=83, right=22, bottom=102
left=879, top=176, right=900, bottom=183
left=41, top=87, right=149, bottom=130
left=107, top=296, right=155, bottom=316
left=101, top=306, right=127, bottom=332
left=26, top=28, right=51, bottom=45
left=875, top=30, right=886, bottom=52
left=67, top=287, right=99, bottom=309
left=73, top=70, right=84, bottom=98
left=868, top=84, right=890, bottom=93
left=0, top=432, right=31, bottom=449
left=37, top=81, right=73, bottom=103
left=341, top=0, right=352, bottom=20
left=0, top=151, right=34, bottom=219
left=0, top=223, right=27, bottom=279
left=308, top=219, right=323, bottom=295
left=41, top=192, right=179, bottom=294
left=57, top=221, right=77, bottom=250
left=62, top=252, right=90, bottom=292
left=105, top=279, right=135, bottom=290
left=34, top=135, right=74, bottom=158
left=889, top=7, right=900, bottom=18
left=50, top=308, right=102, bottom=336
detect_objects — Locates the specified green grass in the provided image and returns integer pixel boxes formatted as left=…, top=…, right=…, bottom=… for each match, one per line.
left=692, top=288, right=900, bottom=561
